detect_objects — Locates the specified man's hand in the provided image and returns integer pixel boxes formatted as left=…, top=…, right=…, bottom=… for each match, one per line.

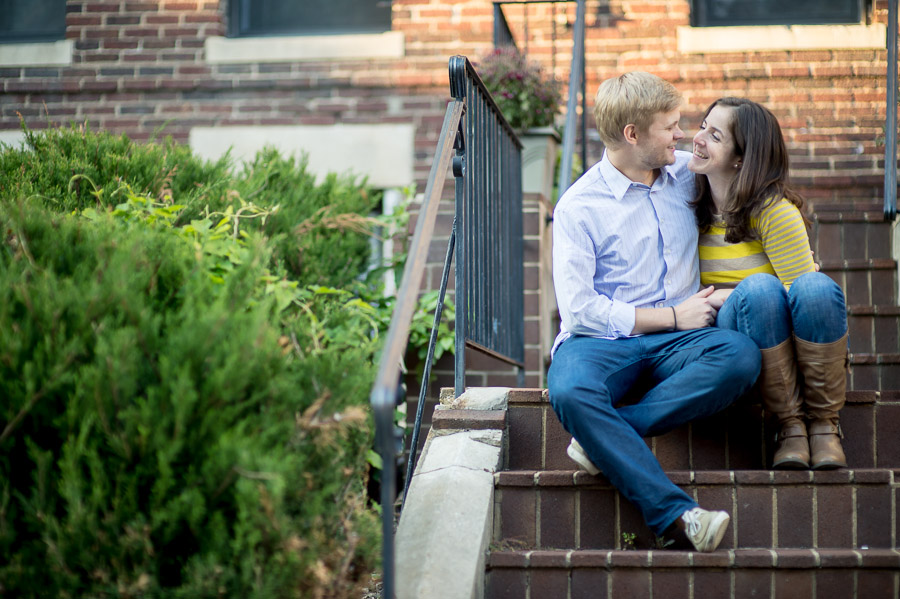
left=674, top=286, right=720, bottom=330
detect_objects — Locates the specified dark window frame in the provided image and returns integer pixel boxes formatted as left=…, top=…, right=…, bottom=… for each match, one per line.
left=227, top=0, right=392, bottom=38
left=0, top=0, right=67, bottom=43
left=690, top=0, right=867, bottom=28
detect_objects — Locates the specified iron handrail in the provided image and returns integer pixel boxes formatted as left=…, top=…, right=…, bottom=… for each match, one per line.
left=450, top=55, right=525, bottom=395
left=372, top=55, right=526, bottom=597
left=557, top=0, right=586, bottom=198
left=493, top=2, right=517, bottom=49
left=369, top=98, right=464, bottom=599
left=886, top=0, right=897, bottom=221
left=491, top=0, right=588, bottom=198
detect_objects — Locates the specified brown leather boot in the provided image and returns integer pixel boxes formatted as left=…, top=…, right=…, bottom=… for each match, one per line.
left=795, top=333, right=849, bottom=470
left=759, top=338, right=809, bottom=469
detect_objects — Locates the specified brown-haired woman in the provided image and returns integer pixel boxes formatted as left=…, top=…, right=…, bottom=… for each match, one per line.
left=688, top=97, right=849, bottom=470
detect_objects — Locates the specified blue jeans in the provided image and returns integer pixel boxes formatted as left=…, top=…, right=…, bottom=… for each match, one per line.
left=715, top=272, right=848, bottom=349
left=547, top=328, right=761, bottom=535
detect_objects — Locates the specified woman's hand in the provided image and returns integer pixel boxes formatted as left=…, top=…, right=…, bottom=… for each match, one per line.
left=710, top=288, right=733, bottom=303
left=673, top=286, right=721, bottom=330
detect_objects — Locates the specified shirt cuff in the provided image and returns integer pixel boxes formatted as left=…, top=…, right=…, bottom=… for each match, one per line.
left=607, top=300, right=636, bottom=338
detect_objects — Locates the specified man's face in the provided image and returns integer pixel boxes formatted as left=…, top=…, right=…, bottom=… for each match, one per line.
left=634, top=108, right=684, bottom=170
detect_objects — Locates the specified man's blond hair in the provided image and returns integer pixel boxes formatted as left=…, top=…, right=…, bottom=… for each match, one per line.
left=592, top=71, right=682, bottom=148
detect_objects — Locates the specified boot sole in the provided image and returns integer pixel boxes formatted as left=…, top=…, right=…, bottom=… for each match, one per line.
left=773, top=458, right=809, bottom=470
left=812, top=461, right=846, bottom=470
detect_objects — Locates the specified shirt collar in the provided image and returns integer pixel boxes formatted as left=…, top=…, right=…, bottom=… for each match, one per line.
left=598, top=151, right=679, bottom=201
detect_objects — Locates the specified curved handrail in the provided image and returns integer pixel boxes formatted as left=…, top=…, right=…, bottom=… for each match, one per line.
left=372, top=54, right=526, bottom=598
left=369, top=98, right=464, bottom=599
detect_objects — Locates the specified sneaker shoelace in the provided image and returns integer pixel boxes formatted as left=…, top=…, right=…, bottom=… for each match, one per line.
left=683, top=508, right=701, bottom=538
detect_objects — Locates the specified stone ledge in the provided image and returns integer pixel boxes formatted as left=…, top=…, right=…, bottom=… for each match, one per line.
left=432, top=408, right=506, bottom=431
left=396, top=427, right=504, bottom=599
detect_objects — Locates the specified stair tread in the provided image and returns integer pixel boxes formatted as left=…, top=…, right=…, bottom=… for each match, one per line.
left=819, top=258, right=897, bottom=268
left=494, top=467, right=898, bottom=487
left=847, top=304, right=900, bottom=314
left=507, top=388, right=900, bottom=404
left=488, top=547, right=900, bottom=569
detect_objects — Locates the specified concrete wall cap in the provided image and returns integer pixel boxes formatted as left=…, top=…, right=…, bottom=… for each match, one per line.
left=440, top=387, right=510, bottom=410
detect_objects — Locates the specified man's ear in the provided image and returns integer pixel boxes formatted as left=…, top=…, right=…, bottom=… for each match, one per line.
left=623, top=123, right=639, bottom=146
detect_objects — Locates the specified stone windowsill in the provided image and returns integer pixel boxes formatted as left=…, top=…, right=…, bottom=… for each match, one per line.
left=204, top=31, right=404, bottom=64
left=677, top=23, right=886, bottom=54
left=0, top=39, right=73, bottom=66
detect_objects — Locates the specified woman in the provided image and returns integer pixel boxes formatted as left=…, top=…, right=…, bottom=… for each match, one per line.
left=688, top=97, right=849, bottom=470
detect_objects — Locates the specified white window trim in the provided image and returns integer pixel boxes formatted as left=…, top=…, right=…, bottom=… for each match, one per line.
left=205, top=31, right=404, bottom=64
left=188, top=124, right=414, bottom=189
left=677, top=23, right=885, bottom=54
left=0, top=39, right=73, bottom=66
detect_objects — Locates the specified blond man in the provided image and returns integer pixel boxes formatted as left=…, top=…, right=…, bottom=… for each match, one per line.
left=548, top=72, right=760, bottom=551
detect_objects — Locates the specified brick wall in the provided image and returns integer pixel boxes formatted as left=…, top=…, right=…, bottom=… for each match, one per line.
left=1, top=0, right=894, bottom=393
left=495, top=0, right=891, bottom=206
left=1, top=1, right=892, bottom=201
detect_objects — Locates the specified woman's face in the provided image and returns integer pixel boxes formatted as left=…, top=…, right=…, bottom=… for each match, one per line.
left=688, top=104, right=740, bottom=180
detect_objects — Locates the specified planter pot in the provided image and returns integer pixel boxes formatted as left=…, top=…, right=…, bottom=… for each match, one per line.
left=519, top=126, right=561, bottom=202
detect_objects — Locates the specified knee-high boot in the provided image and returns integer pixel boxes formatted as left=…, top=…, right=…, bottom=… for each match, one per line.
left=794, top=333, right=849, bottom=470
left=759, top=338, right=809, bottom=469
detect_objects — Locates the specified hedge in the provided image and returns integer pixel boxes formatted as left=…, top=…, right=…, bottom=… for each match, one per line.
left=0, top=125, right=394, bottom=598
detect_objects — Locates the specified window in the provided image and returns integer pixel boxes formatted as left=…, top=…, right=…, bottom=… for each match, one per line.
left=0, top=0, right=66, bottom=43
left=228, top=0, right=392, bottom=37
left=690, top=0, right=865, bottom=27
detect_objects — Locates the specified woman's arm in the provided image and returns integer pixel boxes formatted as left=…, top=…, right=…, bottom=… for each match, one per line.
left=755, top=200, right=816, bottom=287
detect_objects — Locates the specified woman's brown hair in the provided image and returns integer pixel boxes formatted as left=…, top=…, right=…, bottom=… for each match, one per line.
left=692, top=97, right=809, bottom=243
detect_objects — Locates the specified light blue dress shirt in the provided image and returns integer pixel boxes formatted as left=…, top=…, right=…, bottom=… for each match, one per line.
left=551, top=150, right=700, bottom=355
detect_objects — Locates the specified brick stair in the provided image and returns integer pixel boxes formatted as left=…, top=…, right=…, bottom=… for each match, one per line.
left=485, top=208, right=900, bottom=598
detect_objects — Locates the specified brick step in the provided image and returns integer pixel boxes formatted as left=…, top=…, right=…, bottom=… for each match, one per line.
left=810, top=207, right=894, bottom=264
left=819, top=259, right=897, bottom=305
left=507, top=389, right=900, bottom=472
left=493, top=468, right=898, bottom=552
left=848, top=305, right=900, bottom=355
left=486, top=548, right=900, bottom=599
left=850, top=353, right=900, bottom=391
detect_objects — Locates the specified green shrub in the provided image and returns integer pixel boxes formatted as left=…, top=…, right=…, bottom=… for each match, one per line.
left=0, top=127, right=391, bottom=598
left=0, top=124, right=379, bottom=289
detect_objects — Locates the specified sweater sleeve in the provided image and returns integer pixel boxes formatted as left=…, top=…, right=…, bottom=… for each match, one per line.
left=754, top=199, right=816, bottom=288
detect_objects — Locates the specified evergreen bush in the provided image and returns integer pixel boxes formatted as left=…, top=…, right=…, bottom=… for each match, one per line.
left=0, top=126, right=393, bottom=598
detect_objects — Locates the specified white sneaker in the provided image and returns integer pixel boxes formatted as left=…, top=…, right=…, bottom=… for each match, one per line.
left=566, top=438, right=600, bottom=475
left=681, top=507, right=730, bottom=552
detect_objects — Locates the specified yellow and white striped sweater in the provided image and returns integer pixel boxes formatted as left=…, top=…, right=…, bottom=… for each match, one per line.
left=698, top=198, right=815, bottom=289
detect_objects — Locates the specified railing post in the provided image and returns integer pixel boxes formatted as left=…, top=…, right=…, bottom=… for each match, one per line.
left=886, top=0, right=898, bottom=221
left=454, top=117, right=467, bottom=398
left=557, top=0, right=586, bottom=198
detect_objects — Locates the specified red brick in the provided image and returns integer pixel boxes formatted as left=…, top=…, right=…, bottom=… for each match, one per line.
left=486, top=567, right=527, bottom=599
left=571, top=567, right=608, bottom=599
left=734, top=570, right=772, bottom=599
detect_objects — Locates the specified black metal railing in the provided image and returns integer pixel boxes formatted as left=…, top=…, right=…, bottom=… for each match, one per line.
left=493, top=2, right=517, bottom=49
left=451, top=56, right=525, bottom=393
left=556, top=0, right=586, bottom=197
left=885, top=0, right=897, bottom=221
left=492, top=0, right=588, bottom=198
left=370, top=56, right=524, bottom=598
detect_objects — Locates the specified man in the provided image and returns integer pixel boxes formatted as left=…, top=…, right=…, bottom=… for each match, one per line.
left=548, top=71, right=761, bottom=552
